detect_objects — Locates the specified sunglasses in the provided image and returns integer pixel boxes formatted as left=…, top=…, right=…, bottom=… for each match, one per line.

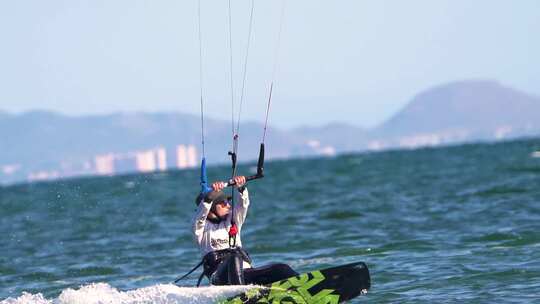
left=215, top=200, right=231, bottom=206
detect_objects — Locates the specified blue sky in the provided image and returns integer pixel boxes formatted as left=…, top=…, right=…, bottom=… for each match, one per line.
left=1, top=0, right=539, bottom=129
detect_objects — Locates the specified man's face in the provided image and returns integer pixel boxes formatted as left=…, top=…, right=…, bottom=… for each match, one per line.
left=214, top=200, right=231, bottom=217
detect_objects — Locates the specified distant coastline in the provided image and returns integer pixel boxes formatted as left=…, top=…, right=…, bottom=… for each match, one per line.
left=1, top=80, right=539, bottom=185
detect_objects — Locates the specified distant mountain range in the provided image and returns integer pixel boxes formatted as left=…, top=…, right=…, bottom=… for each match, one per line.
left=1, top=80, right=539, bottom=184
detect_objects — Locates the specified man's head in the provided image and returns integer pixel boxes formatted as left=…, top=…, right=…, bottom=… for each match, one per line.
left=211, top=198, right=231, bottom=218
left=195, top=191, right=232, bottom=221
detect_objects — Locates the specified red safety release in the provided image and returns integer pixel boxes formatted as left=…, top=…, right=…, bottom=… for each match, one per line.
left=229, top=223, right=238, bottom=237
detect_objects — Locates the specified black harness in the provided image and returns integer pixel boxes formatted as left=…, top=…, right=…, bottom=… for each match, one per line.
left=174, top=247, right=252, bottom=286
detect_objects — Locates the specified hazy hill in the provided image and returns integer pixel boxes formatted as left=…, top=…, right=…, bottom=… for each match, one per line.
left=0, top=111, right=306, bottom=166
left=288, top=80, right=540, bottom=151
left=376, top=80, right=540, bottom=141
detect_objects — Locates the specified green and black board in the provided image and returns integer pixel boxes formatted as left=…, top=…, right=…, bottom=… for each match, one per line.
left=220, top=261, right=371, bottom=304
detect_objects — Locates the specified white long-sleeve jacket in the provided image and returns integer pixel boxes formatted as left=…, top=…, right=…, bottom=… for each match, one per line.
left=192, top=188, right=250, bottom=258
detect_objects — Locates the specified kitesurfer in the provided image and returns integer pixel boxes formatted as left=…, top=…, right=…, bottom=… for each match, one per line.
left=193, top=175, right=298, bottom=285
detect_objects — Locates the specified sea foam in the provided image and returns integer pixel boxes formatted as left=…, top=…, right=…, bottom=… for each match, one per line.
left=1, top=283, right=259, bottom=304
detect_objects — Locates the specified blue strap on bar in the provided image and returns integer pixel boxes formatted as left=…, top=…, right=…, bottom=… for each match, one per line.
left=200, top=157, right=212, bottom=195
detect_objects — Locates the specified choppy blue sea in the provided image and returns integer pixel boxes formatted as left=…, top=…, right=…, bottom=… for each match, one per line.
left=1, top=138, right=540, bottom=303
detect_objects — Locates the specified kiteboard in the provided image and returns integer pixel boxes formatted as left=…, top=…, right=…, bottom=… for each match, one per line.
left=219, top=261, right=370, bottom=304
